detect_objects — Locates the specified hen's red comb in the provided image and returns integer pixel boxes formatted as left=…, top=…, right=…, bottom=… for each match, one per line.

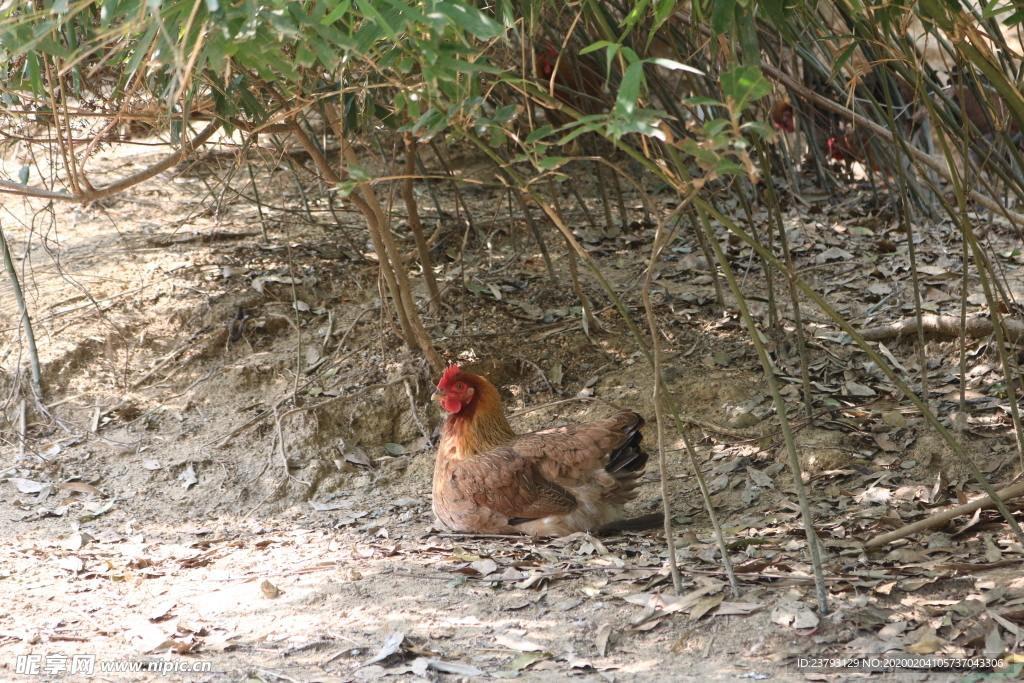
left=438, top=364, right=461, bottom=389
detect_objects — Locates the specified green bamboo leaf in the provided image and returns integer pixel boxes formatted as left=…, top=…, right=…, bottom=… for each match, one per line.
left=620, top=0, right=652, bottom=34
left=580, top=40, right=615, bottom=55
left=702, top=119, right=731, bottom=135
left=487, top=128, right=507, bottom=147
left=556, top=119, right=603, bottom=145
left=124, top=23, right=158, bottom=77
left=295, top=43, right=315, bottom=67
left=287, top=2, right=317, bottom=25
left=735, top=4, right=759, bottom=67
left=353, top=17, right=385, bottom=53
left=742, top=121, right=776, bottom=139
left=525, top=125, right=554, bottom=144
left=336, top=180, right=359, bottom=198
left=720, top=64, right=771, bottom=110
left=432, top=54, right=501, bottom=74
left=537, top=156, right=569, bottom=170
left=653, top=0, right=677, bottom=29
left=265, top=6, right=302, bottom=36
left=917, top=0, right=953, bottom=31
left=615, top=60, right=645, bottom=117
left=310, top=22, right=358, bottom=51
left=348, top=163, right=371, bottom=181
left=432, top=0, right=502, bottom=40
left=259, top=47, right=301, bottom=81
left=711, top=0, right=737, bottom=35
left=491, top=104, right=517, bottom=122
left=356, top=0, right=399, bottom=43
left=683, top=96, right=723, bottom=106
left=759, top=0, right=789, bottom=33
left=36, top=36, right=70, bottom=59
left=322, top=0, right=353, bottom=24
left=981, top=0, right=1003, bottom=17
left=377, top=0, right=426, bottom=25
left=307, top=35, right=340, bottom=68
left=831, top=43, right=858, bottom=78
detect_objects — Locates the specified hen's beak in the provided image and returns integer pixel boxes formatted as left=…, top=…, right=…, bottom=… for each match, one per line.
left=430, top=390, right=444, bottom=402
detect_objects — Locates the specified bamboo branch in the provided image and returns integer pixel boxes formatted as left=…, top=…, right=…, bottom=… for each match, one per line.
left=0, top=122, right=219, bottom=203
left=866, top=480, right=1024, bottom=549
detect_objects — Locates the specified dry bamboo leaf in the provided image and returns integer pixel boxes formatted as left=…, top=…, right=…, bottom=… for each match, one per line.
left=426, top=659, right=485, bottom=676
left=471, top=558, right=498, bottom=575
left=747, top=467, right=774, bottom=489
left=984, top=624, right=1004, bottom=657
left=55, top=481, right=104, bottom=496
left=882, top=410, right=908, bottom=428
left=547, top=360, right=563, bottom=386
left=58, top=556, right=84, bottom=573
left=846, top=381, right=876, bottom=397
left=495, top=634, right=544, bottom=652
left=906, top=636, right=944, bottom=654
left=984, top=535, right=1003, bottom=564
left=771, top=601, right=818, bottom=629
left=689, top=595, right=725, bottom=620
left=503, top=651, right=551, bottom=671
left=713, top=602, right=763, bottom=616
left=148, top=600, right=176, bottom=621
left=8, top=478, right=46, bottom=493
left=873, top=434, right=897, bottom=451
left=594, top=623, right=612, bottom=657
left=365, top=632, right=405, bottom=665
left=124, top=622, right=170, bottom=653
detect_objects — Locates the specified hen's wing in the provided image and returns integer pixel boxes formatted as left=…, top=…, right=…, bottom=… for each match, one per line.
left=448, top=448, right=578, bottom=523
left=446, top=410, right=645, bottom=526
left=512, top=410, right=646, bottom=481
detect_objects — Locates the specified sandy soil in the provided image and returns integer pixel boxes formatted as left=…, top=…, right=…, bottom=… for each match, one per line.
left=1, top=130, right=1022, bottom=682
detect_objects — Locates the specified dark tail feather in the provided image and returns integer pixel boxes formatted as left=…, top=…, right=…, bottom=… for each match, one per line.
left=606, top=413, right=648, bottom=475
left=599, top=512, right=664, bottom=533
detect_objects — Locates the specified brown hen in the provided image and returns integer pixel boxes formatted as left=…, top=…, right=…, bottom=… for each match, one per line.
left=430, top=365, right=654, bottom=536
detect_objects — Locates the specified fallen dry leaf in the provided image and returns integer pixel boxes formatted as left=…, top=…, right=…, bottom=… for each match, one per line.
left=906, top=636, right=944, bottom=654
left=594, top=622, right=612, bottom=656
left=148, top=600, right=176, bottom=621
left=55, top=481, right=104, bottom=496
left=365, top=631, right=405, bottom=665
left=8, top=478, right=47, bottom=494
left=503, top=651, right=551, bottom=671
left=689, top=595, right=724, bottom=620
left=495, top=633, right=544, bottom=652
left=771, top=601, right=818, bottom=629
left=714, top=602, right=763, bottom=616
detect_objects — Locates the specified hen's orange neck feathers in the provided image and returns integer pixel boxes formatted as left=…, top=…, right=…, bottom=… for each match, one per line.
left=439, top=371, right=516, bottom=459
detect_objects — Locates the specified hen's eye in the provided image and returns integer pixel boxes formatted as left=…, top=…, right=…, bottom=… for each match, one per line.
left=455, top=383, right=465, bottom=390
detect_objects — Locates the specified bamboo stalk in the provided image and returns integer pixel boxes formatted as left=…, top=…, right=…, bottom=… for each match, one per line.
left=0, top=224, right=41, bottom=396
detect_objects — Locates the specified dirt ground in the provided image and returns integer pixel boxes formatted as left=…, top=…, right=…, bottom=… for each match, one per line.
left=2, top=131, right=1024, bottom=683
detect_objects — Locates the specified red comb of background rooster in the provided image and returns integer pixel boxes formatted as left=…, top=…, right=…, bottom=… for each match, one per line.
left=437, top=364, right=461, bottom=390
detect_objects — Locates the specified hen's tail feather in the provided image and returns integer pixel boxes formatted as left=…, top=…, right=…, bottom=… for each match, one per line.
left=599, top=513, right=664, bottom=533
left=606, top=412, right=647, bottom=475
left=607, top=446, right=647, bottom=474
